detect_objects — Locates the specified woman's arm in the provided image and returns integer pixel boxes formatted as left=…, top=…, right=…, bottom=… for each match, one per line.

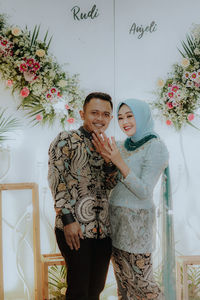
left=121, top=140, right=169, bottom=200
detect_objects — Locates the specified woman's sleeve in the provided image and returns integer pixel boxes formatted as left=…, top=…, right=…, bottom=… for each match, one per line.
left=120, top=140, right=169, bottom=200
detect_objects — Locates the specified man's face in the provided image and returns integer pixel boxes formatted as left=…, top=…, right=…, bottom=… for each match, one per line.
left=79, top=98, right=113, bottom=133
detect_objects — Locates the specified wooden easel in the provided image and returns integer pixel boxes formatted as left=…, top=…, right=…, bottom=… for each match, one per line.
left=0, top=183, right=42, bottom=300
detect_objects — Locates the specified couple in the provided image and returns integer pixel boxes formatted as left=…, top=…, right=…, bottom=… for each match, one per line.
left=48, top=92, right=168, bottom=300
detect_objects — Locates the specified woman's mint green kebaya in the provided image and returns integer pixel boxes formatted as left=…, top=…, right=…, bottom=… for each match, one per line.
left=109, top=99, right=176, bottom=300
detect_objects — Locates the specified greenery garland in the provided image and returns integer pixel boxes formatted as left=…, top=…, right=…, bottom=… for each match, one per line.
left=0, top=14, right=84, bottom=127
left=152, top=24, right=200, bottom=130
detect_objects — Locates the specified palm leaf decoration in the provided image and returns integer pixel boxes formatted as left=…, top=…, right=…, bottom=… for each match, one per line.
left=0, top=108, right=21, bottom=143
left=178, top=34, right=198, bottom=59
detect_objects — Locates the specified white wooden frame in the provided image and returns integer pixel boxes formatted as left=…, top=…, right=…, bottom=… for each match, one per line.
left=176, top=255, right=200, bottom=300
left=0, top=183, right=42, bottom=300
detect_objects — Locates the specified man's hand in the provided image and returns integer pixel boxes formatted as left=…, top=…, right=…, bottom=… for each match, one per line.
left=63, top=222, right=84, bottom=250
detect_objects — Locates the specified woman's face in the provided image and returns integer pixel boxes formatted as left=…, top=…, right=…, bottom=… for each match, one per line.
left=118, top=104, right=136, bottom=137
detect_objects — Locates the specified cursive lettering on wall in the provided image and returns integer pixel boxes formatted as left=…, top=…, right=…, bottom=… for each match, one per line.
left=71, top=4, right=99, bottom=21
left=129, top=21, right=157, bottom=39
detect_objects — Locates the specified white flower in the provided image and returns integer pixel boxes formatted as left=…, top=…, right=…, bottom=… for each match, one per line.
left=36, top=49, right=45, bottom=57
left=11, top=27, right=21, bottom=36
left=60, top=287, right=67, bottom=295
left=194, top=48, right=200, bottom=55
left=157, top=79, right=164, bottom=88
left=58, top=79, right=68, bottom=88
left=181, top=58, right=190, bottom=68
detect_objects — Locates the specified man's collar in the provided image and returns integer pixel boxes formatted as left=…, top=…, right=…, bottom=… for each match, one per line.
left=79, top=126, right=93, bottom=140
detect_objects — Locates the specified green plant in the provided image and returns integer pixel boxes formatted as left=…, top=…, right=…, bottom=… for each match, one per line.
left=0, top=108, right=20, bottom=143
left=48, top=265, right=67, bottom=299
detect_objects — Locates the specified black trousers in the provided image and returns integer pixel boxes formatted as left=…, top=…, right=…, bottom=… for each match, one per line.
left=55, top=228, right=112, bottom=300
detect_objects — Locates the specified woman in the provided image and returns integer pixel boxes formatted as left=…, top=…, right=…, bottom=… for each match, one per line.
left=92, top=98, right=169, bottom=300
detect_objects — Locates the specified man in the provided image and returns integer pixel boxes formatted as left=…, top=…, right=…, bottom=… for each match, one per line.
left=48, top=92, right=118, bottom=300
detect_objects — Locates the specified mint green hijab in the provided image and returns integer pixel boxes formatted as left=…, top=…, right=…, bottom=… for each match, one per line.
left=117, top=98, right=158, bottom=142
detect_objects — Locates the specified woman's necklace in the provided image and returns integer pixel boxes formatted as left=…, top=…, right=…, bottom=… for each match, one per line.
left=124, top=134, right=157, bottom=151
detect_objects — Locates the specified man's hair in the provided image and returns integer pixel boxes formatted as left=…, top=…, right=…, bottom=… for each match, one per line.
left=83, top=92, right=113, bottom=110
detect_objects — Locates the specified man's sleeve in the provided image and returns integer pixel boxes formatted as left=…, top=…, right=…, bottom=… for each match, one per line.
left=48, top=131, right=76, bottom=226
left=103, top=161, right=119, bottom=190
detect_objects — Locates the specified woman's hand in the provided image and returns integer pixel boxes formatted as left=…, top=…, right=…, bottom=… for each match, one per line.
left=92, top=131, right=130, bottom=178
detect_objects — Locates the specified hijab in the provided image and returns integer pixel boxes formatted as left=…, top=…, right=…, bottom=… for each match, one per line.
left=117, top=98, right=157, bottom=143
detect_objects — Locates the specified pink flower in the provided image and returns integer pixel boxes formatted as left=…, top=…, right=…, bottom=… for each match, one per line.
left=187, top=113, right=194, bottom=121
left=168, top=92, right=174, bottom=98
left=20, top=63, right=28, bottom=72
left=166, top=120, right=172, bottom=126
left=36, top=114, right=43, bottom=121
left=46, top=93, right=53, bottom=100
left=1, top=40, right=7, bottom=46
left=65, top=104, right=70, bottom=110
left=6, top=79, right=13, bottom=87
left=50, top=87, right=57, bottom=94
left=33, top=62, right=40, bottom=71
left=167, top=102, right=173, bottom=109
left=171, top=85, right=179, bottom=92
left=190, top=72, right=197, bottom=80
left=20, top=87, right=30, bottom=98
left=67, top=118, right=75, bottom=124
left=24, top=71, right=35, bottom=82
left=195, top=82, right=200, bottom=88
left=26, top=58, right=34, bottom=66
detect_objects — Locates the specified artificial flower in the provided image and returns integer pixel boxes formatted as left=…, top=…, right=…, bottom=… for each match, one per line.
left=24, top=71, right=35, bottom=82
left=184, top=72, right=190, bottom=79
left=33, top=62, right=40, bottom=71
left=167, top=102, right=173, bottom=109
left=19, top=63, right=28, bottom=72
left=181, top=58, right=190, bottom=68
left=58, top=79, right=67, bottom=87
left=187, top=113, right=194, bottom=121
left=26, top=58, right=34, bottom=66
left=65, top=104, right=70, bottom=110
left=167, top=92, right=174, bottom=98
left=190, top=72, right=197, bottom=81
left=67, top=118, right=75, bottom=124
left=166, top=120, right=172, bottom=125
left=35, top=49, right=45, bottom=57
left=20, top=87, right=30, bottom=98
left=194, top=48, right=200, bottom=55
left=11, top=27, right=21, bottom=36
left=171, top=85, right=179, bottom=92
left=36, top=114, right=43, bottom=121
left=5, top=79, right=13, bottom=87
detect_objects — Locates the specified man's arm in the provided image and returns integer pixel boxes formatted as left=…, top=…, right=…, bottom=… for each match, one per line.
left=48, top=131, right=83, bottom=250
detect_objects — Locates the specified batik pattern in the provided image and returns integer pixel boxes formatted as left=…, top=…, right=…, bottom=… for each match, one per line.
left=48, top=127, right=118, bottom=238
left=112, top=247, right=162, bottom=300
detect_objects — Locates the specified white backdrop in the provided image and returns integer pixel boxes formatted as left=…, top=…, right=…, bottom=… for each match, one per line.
left=1, top=0, right=200, bottom=299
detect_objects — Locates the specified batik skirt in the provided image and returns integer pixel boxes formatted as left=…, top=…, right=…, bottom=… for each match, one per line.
left=112, top=246, right=162, bottom=300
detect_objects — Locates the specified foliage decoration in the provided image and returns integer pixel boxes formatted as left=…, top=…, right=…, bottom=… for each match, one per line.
left=152, top=24, right=200, bottom=130
left=0, top=108, right=20, bottom=143
left=0, top=14, right=84, bottom=127
left=48, top=265, right=67, bottom=299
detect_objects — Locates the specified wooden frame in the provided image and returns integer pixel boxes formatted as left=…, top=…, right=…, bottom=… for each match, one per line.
left=0, top=183, right=42, bottom=300
left=41, top=253, right=65, bottom=300
left=176, top=255, right=200, bottom=300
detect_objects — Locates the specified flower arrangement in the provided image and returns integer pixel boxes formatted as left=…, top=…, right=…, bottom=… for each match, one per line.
left=152, top=24, right=200, bottom=130
left=0, top=14, right=84, bottom=127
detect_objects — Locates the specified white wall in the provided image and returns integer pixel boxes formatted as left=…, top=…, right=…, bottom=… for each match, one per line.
left=1, top=0, right=200, bottom=298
